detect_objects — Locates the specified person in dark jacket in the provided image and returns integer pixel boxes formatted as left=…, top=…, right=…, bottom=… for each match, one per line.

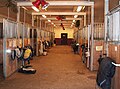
left=96, top=57, right=116, bottom=89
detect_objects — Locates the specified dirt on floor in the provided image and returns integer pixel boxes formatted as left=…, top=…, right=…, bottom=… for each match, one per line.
left=0, top=46, right=97, bottom=89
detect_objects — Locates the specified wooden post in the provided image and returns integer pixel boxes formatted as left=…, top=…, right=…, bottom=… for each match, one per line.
left=36, top=16, right=39, bottom=56
left=32, top=15, right=34, bottom=48
left=104, top=0, right=109, bottom=56
left=90, top=5, right=94, bottom=71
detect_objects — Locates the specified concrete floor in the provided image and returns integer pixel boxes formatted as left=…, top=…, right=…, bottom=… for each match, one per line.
left=0, top=46, right=97, bottom=89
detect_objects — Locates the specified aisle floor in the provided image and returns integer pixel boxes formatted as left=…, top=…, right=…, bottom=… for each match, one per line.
left=0, top=46, right=96, bottom=89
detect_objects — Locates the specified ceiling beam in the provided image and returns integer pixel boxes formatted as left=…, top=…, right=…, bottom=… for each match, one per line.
left=46, top=22, right=73, bottom=24
left=40, top=18, right=82, bottom=20
left=32, top=12, right=86, bottom=15
left=54, top=24, right=73, bottom=25
left=46, top=21, right=72, bottom=23
left=48, top=23, right=73, bottom=25
left=17, top=1, right=94, bottom=6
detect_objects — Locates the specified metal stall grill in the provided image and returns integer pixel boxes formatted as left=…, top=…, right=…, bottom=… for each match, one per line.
left=94, top=23, right=104, bottom=40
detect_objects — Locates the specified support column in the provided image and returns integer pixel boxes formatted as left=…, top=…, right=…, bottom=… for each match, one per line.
left=40, top=17, right=42, bottom=30
left=23, top=9, right=26, bottom=47
left=104, top=0, right=109, bottom=56
left=84, top=14, right=86, bottom=26
left=87, top=25, right=90, bottom=68
left=32, top=15, right=34, bottom=48
left=36, top=16, right=39, bottom=56
left=17, top=6, right=20, bottom=45
left=90, top=5, right=94, bottom=71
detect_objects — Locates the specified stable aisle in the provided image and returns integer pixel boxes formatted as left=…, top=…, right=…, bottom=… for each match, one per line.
left=0, top=46, right=96, bottom=89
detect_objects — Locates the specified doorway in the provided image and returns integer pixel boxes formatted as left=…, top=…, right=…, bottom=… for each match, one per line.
left=0, top=23, right=3, bottom=81
left=33, top=29, right=37, bottom=56
left=61, top=33, right=68, bottom=45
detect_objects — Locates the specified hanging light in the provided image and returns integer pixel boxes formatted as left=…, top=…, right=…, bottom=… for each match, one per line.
left=56, top=16, right=62, bottom=20
left=32, top=0, right=41, bottom=12
left=32, top=0, right=49, bottom=12
left=40, top=0, right=49, bottom=10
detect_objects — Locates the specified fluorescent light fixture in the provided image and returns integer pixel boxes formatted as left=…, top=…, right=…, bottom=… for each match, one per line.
left=54, top=25, right=56, bottom=26
left=73, top=20, right=75, bottom=22
left=6, top=49, right=11, bottom=53
left=22, top=6, right=27, bottom=10
left=48, top=20, right=51, bottom=22
left=51, top=23, right=54, bottom=24
left=77, top=6, right=82, bottom=12
left=82, top=6, right=85, bottom=10
left=74, top=15, right=78, bottom=18
left=32, top=6, right=39, bottom=12
left=42, top=15, right=46, bottom=18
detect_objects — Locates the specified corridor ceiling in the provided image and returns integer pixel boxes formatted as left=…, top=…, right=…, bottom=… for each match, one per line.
left=14, top=0, right=94, bottom=28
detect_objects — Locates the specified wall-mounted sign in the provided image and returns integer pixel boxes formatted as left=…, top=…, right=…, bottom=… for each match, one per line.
left=96, top=46, right=103, bottom=51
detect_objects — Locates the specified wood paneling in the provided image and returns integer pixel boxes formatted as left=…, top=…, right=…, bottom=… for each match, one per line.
left=109, top=0, right=119, bottom=11
left=94, top=0, right=104, bottom=23
left=55, top=38, right=73, bottom=45
left=86, top=0, right=104, bottom=25
left=108, top=44, right=120, bottom=89
left=93, top=40, right=104, bottom=70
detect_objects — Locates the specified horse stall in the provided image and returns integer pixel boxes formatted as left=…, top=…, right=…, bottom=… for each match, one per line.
left=106, top=6, right=120, bottom=89
left=2, top=19, right=33, bottom=78
left=92, top=23, right=104, bottom=70
left=76, top=24, right=104, bottom=71
left=3, top=19, right=18, bottom=78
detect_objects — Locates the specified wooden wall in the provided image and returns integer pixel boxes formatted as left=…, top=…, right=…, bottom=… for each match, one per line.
left=94, top=0, right=104, bottom=23
left=107, top=1, right=120, bottom=89
left=86, top=0, right=104, bottom=25
left=20, top=8, right=32, bottom=25
left=109, top=0, right=119, bottom=11
left=0, top=2, right=32, bottom=25
left=93, top=40, right=104, bottom=70
left=108, top=44, right=120, bottom=89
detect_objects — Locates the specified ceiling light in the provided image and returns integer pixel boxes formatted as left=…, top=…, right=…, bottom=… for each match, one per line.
left=32, top=0, right=40, bottom=12
left=48, top=20, right=51, bottom=22
left=82, top=6, right=85, bottom=10
left=42, top=15, right=46, bottom=18
left=41, top=0, right=49, bottom=10
left=32, top=6, right=39, bottom=12
left=72, top=23, right=74, bottom=25
left=54, top=25, right=56, bottom=26
left=74, top=15, right=78, bottom=18
left=77, top=6, right=82, bottom=12
left=73, top=20, right=75, bottom=22
left=51, top=23, right=54, bottom=24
